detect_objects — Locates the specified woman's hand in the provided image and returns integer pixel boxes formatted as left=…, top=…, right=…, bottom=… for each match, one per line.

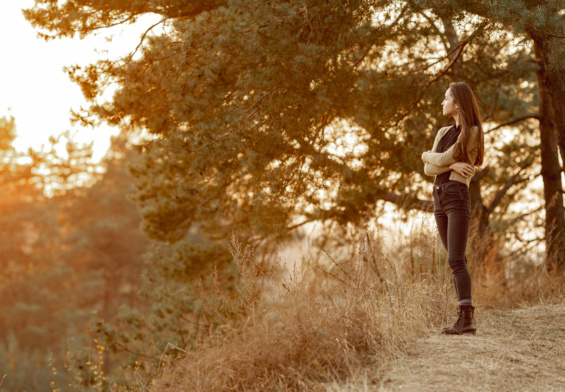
left=421, top=150, right=431, bottom=163
left=449, top=162, right=474, bottom=178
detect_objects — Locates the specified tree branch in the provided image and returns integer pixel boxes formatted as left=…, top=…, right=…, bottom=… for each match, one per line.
left=129, top=18, right=166, bottom=60
left=418, top=10, right=449, bottom=53
left=189, top=89, right=275, bottom=153
left=113, top=341, right=160, bottom=361
left=487, top=174, right=523, bottom=214
left=528, top=25, right=565, bottom=40
left=474, top=165, right=490, bottom=181
left=287, top=218, right=316, bottom=232
left=389, top=21, right=490, bottom=127
left=505, top=235, right=544, bottom=259
left=506, top=206, right=543, bottom=226
left=383, top=39, right=469, bottom=126
left=487, top=149, right=537, bottom=214
left=485, top=115, right=540, bottom=134
left=382, top=191, right=434, bottom=212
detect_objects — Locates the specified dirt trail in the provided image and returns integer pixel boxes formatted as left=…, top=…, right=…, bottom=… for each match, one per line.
left=378, top=303, right=565, bottom=392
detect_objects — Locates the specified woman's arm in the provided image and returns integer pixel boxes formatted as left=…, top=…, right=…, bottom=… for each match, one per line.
left=422, top=145, right=457, bottom=166
left=424, top=162, right=475, bottom=177
left=424, top=162, right=451, bottom=176
left=422, top=126, right=479, bottom=166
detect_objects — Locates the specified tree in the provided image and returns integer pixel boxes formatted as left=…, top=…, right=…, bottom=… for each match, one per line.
left=534, top=40, right=565, bottom=271
left=24, top=0, right=545, bottom=249
left=0, top=118, right=102, bottom=390
left=56, top=136, right=152, bottom=375
left=0, top=117, right=150, bottom=387
left=21, top=3, right=563, bottom=380
left=428, top=0, right=565, bottom=270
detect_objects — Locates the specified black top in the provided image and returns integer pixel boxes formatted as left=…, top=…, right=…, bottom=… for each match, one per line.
left=434, top=124, right=461, bottom=186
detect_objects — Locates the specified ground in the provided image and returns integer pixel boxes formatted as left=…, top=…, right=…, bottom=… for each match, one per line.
left=376, top=303, right=565, bottom=391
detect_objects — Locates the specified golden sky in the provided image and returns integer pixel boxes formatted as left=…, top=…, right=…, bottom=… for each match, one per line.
left=0, top=1, right=160, bottom=161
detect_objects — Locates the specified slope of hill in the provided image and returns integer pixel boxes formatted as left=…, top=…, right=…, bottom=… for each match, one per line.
left=146, top=235, right=565, bottom=392
left=375, top=303, right=565, bottom=391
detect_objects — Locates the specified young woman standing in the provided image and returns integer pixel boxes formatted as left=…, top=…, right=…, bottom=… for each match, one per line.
left=421, top=82, right=485, bottom=335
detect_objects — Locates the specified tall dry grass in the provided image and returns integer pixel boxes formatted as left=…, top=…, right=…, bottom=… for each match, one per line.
left=147, top=218, right=564, bottom=391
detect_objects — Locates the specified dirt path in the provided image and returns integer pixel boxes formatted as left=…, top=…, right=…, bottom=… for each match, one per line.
left=377, top=303, right=565, bottom=392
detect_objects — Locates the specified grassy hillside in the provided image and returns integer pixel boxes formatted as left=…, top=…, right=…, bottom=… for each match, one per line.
left=145, top=224, right=564, bottom=391
left=379, top=302, right=565, bottom=391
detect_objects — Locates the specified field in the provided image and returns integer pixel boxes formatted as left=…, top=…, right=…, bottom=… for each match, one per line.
left=146, top=226, right=565, bottom=392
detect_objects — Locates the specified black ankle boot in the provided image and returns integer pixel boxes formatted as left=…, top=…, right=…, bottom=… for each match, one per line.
left=442, top=305, right=476, bottom=335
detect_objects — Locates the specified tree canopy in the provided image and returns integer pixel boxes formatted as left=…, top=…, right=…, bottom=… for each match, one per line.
left=24, top=0, right=555, bottom=248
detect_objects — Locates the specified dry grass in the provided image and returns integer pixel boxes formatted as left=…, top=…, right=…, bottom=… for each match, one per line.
left=147, top=221, right=565, bottom=392
left=371, top=302, right=565, bottom=391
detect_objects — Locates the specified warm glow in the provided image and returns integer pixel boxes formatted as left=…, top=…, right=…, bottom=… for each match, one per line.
left=0, top=1, right=161, bottom=161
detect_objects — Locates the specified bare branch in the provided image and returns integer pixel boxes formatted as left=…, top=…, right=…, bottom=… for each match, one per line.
left=287, top=218, right=316, bottom=232
left=382, top=191, right=434, bottom=212
left=129, top=18, right=166, bottom=60
left=505, top=235, right=544, bottom=258
left=506, top=206, right=543, bottom=226
left=486, top=173, right=528, bottom=215
left=418, top=10, right=449, bottom=52
left=487, top=149, right=537, bottom=214
left=485, top=115, right=540, bottom=134
left=474, top=165, right=490, bottom=181
left=113, top=341, right=160, bottom=361
left=390, top=21, right=490, bottom=127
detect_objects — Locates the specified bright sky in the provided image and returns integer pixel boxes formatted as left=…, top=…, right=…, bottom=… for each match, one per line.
left=0, top=1, right=160, bottom=161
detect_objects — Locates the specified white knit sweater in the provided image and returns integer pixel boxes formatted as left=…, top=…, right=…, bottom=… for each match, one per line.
left=423, top=125, right=480, bottom=186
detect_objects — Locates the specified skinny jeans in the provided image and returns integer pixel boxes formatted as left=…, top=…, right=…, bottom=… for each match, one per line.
left=432, top=181, right=472, bottom=302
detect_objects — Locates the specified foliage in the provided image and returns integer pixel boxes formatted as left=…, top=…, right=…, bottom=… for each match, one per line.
left=23, top=0, right=550, bottom=246
left=21, top=0, right=565, bottom=383
left=17, top=0, right=565, bottom=387
left=0, top=119, right=149, bottom=390
left=0, top=331, right=54, bottom=391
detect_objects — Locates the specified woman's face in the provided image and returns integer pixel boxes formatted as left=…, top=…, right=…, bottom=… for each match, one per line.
left=442, top=88, right=458, bottom=117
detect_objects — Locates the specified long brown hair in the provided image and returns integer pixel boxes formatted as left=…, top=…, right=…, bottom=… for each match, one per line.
left=448, top=82, right=484, bottom=166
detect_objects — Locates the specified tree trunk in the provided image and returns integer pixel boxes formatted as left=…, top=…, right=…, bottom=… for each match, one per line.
left=468, top=168, right=500, bottom=268
left=538, top=46, right=565, bottom=174
left=532, top=39, right=565, bottom=273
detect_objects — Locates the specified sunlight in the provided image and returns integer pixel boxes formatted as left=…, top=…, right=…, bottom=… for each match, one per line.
left=0, top=2, right=161, bottom=161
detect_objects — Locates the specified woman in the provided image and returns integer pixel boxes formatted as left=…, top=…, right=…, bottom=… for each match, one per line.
left=421, top=82, right=485, bottom=335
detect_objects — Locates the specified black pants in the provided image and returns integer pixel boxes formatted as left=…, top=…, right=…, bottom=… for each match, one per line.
left=433, top=181, right=472, bottom=303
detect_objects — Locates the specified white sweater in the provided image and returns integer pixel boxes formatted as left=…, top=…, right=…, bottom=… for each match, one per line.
left=423, top=125, right=480, bottom=186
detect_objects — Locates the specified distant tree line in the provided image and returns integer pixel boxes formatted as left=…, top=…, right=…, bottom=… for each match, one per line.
left=0, top=119, right=149, bottom=389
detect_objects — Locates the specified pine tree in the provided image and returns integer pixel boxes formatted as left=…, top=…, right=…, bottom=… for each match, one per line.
left=0, top=119, right=150, bottom=387
left=429, top=0, right=565, bottom=271
left=23, top=0, right=547, bottom=256
left=0, top=118, right=102, bottom=388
